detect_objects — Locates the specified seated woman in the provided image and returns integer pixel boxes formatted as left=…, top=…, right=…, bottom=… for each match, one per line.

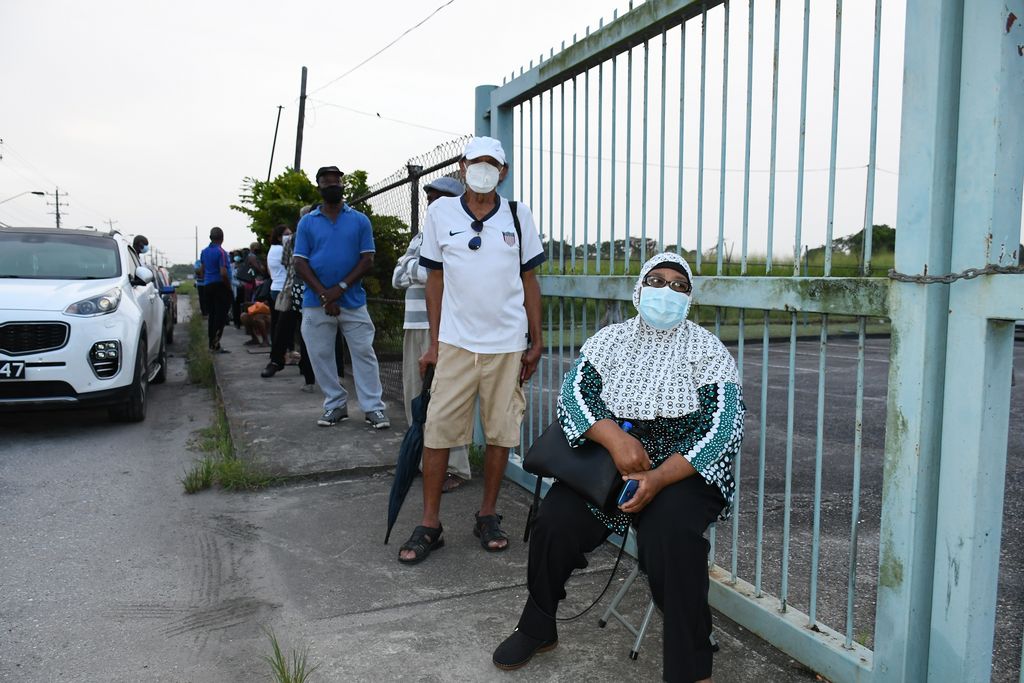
left=492, top=253, right=744, bottom=683
left=241, top=301, right=271, bottom=347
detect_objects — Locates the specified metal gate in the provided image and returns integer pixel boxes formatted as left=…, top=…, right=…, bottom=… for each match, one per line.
left=472, top=1, right=1024, bottom=680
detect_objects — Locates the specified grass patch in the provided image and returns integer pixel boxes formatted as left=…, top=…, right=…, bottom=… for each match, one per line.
left=181, top=289, right=276, bottom=494
left=182, top=396, right=276, bottom=493
left=262, top=626, right=320, bottom=683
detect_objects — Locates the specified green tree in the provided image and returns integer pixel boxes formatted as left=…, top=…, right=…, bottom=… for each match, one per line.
left=230, top=169, right=320, bottom=246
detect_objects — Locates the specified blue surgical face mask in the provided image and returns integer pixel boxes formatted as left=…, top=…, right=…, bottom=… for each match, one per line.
left=141, top=245, right=150, bottom=254
left=637, top=285, right=691, bottom=330
left=233, top=255, right=242, bottom=263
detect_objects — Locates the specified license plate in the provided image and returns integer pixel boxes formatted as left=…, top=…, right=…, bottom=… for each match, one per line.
left=0, top=361, right=26, bottom=380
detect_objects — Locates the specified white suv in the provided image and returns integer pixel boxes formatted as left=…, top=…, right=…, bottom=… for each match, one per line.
left=0, top=227, right=166, bottom=421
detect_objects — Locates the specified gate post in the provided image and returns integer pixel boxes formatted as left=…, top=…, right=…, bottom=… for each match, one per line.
left=475, top=83, right=514, bottom=199
left=871, top=0, right=963, bottom=679
left=927, top=0, right=1024, bottom=679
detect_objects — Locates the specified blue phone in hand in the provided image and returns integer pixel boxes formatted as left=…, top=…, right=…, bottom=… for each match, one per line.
left=617, top=479, right=639, bottom=506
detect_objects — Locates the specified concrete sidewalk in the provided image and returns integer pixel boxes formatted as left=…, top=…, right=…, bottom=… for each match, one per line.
left=214, top=324, right=407, bottom=478
left=211, top=322, right=820, bottom=681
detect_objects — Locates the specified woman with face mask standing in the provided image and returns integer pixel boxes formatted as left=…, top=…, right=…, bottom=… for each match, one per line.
left=493, top=252, right=745, bottom=683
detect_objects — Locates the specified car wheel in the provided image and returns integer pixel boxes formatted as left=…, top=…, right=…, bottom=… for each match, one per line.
left=109, top=341, right=148, bottom=422
left=152, top=336, right=167, bottom=385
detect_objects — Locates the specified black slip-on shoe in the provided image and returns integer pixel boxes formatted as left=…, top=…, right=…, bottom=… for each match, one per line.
left=492, top=628, right=557, bottom=671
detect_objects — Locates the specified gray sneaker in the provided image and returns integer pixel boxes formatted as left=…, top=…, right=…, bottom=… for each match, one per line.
left=317, top=406, right=348, bottom=426
left=365, top=410, right=390, bottom=429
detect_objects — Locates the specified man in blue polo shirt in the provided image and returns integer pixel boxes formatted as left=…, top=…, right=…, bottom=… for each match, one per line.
left=292, top=166, right=389, bottom=429
left=197, top=226, right=232, bottom=353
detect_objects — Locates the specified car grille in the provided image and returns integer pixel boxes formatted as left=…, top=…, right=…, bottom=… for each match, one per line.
left=0, top=322, right=70, bottom=356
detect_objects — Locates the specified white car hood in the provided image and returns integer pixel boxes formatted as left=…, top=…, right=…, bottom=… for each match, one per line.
left=0, top=278, right=122, bottom=312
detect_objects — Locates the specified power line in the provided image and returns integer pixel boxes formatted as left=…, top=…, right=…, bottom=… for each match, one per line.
left=309, top=98, right=464, bottom=136
left=306, top=0, right=457, bottom=97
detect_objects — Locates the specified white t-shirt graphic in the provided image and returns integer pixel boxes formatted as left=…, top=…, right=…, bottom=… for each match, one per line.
left=419, top=195, right=546, bottom=354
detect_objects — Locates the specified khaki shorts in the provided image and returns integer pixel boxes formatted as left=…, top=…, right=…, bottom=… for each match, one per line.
left=423, top=342, right=526, bottom=449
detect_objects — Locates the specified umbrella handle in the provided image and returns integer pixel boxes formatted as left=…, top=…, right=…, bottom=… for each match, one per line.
left=422, top=364, right=436, bottom=393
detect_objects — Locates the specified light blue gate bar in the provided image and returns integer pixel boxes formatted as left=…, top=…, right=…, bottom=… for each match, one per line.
left=676, top=20, right=686, bottom=257
left=640, top=40, right=649, bottom=266
left=927, top=0, right=1024, bottom=677
left=870, top=0, right=960, bottom=679
left=740, top=0, right=753, bottom=272
left=696, top=6, right=707, bottom=274
left=780, top=313, right=798, bottom=610
left=823, top=0, right=843, bottom=277
left=755, top=310, right=770, bottom=596
left=625, top=46, right=634, bottom=273
left=766, top=0, right=781, bottom=270
left=583, top=65, right=590, bottom=275
left=658, top=30, right=667, bottom=253
left=809, top=316, right=828, bottom=624
left=716, top=0, right=729, bottom=276
left=793, top=0, right=810, bottom=274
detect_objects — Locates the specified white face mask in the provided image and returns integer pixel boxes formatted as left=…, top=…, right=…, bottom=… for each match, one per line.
left=283, top=234, right=293, bottom=245
left=465, top=162, right=500, bottom=193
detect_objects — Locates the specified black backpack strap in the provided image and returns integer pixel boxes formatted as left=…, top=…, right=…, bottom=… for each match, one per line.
left=509, top=200, right=523, bottom=269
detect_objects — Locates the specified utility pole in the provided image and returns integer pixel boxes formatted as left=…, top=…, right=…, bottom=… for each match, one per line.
left=268, top=105, right=284, bottom=182
left=194, top=225, right=198, bottom=260
left=105, top=218, right=118, bottom=231
left=47, top=187, right=66, bottom=228
left=294, top=66, right=308, bottom=172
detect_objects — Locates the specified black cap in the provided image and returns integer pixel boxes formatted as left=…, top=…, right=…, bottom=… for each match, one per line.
left=315, top=166, right=344, bottom=181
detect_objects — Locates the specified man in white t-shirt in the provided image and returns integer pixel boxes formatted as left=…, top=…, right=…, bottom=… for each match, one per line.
left=397, top=136, right=545, bottom=564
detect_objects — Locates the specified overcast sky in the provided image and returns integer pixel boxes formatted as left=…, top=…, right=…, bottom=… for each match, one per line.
left=1, top=0, right=905, bottom=265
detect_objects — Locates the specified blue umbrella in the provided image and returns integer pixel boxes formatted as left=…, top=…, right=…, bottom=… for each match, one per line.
left=384, top=365, right=435, bottom=544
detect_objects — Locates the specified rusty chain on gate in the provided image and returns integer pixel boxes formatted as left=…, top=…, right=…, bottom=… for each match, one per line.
left=887, top=262, right=1024, bottom=284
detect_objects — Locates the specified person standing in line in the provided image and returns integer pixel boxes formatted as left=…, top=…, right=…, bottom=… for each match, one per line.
left=194, top=259, right=209, bottom=318
left=292, top=166, right=390, bottom=429
left=398, top=136, right=545, bottom=564
left=266, top=223, right=291, bottom=344
left=392, top=176, right=471, bottom=493
left=230, top=252, right=244, bottom=328
left=197, top=226, right=232, bottom=353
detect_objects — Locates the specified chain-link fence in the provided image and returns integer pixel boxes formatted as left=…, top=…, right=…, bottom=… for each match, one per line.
left=351, top=135, right=472, bottom=404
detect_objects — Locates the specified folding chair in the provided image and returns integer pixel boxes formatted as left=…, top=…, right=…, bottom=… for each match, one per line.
left=597, top=558, right=720, bottom=660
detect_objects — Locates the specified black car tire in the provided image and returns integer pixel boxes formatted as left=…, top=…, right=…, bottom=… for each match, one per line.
left=152, top=336, right=167, bottom=385
left=165, top=324, right=174, bottom=345
left=109, top=340, right=148, bottom=422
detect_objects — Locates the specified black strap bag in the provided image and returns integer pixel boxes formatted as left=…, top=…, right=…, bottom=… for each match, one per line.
left=522, top=421, right=623, bottom=514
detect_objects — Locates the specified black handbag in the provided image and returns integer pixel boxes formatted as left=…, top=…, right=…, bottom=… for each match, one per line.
left=523, top=420, right=623, bottom=513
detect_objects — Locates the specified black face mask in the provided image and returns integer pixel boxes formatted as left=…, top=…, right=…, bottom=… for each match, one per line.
left=319, top=185, right=344, bottom=204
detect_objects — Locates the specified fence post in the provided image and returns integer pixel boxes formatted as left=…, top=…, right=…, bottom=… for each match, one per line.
left=871, top=0, right=963, bottom=679
left=476, top=84, right=514, bottom=198
left=926, top=0, right=1024, bottom=679
left=407, top=164, right=423, bottom=236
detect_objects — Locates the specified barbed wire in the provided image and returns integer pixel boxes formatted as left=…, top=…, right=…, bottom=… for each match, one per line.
left=888, top=262, right=1024, bottom=284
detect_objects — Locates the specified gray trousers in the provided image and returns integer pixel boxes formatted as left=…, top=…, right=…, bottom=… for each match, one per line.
left=301, top=305, right=386, bottom=414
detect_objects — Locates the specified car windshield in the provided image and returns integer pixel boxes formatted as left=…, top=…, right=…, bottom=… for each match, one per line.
left=0, top=232, right=122, bottom=280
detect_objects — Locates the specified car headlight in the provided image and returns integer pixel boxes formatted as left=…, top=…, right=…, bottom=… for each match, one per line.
left=65, top=287, right=122, bottom=316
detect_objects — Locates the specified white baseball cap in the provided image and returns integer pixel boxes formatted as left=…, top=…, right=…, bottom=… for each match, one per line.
left=463, top=136, right=507, bottom=166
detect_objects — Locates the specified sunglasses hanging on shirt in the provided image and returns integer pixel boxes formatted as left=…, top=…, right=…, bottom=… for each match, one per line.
left=469, top=220, right=484, bottom=251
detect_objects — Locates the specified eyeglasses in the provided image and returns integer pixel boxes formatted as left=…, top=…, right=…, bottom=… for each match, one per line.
left=642, top=274, right=691, bottom=293
left=468, top=220, right=484, bottom=251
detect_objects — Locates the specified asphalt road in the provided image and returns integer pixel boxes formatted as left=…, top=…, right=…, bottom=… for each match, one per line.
left=0, top=312, right=282, bottom=681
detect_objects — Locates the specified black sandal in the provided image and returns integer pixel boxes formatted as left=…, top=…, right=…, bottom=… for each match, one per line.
left=473, top=512, right=509, bottom=552
left=398, top=524, right=444, bottom=565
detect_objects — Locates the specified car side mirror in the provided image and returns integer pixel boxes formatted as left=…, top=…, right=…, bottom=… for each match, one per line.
left=134, top=266, right=155, bottom=285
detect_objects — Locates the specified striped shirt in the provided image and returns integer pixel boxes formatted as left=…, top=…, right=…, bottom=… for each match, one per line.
left=392, top=233, right=430, bottom=330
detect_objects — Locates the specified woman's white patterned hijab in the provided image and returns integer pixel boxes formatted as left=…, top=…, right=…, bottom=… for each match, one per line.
left=580, top=252, right=738, bottom=420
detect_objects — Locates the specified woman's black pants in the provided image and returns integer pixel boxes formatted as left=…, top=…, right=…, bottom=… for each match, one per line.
left=516, top=476, right=725, bottom=682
